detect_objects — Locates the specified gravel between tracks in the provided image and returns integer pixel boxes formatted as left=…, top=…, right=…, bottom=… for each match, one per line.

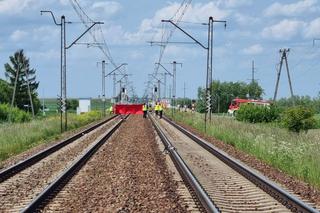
left=159, top=118, right=289, bottom=212
left=0, top=117, right=119, bottom=212
left=44, top=115, right=186, bottom=212
left=171, top=116, right=320, bottom=209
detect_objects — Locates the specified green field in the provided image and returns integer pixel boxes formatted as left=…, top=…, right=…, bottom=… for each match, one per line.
left=0, top=111, right=106, bottom=163
left=315, top=114, right=320, bottom=128
left=41, top=98, right=112, bottom=116
left=168, top=111, right=320, bottom=189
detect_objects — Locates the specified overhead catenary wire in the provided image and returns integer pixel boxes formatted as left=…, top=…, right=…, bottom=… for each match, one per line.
left=68, top=0, right=135, bottom=98
left=144, top=0, right=192, bottom=99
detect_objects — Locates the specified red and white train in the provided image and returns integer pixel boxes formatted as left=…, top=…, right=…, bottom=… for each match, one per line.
left=228, top=98, right=271, bottom=115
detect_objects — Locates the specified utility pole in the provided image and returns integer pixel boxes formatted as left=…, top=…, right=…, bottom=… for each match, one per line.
left=162, top=17, right=226, bottom=132
left=158, top=79, right=161, bottom=101
left=273, top=48, right=295, bottom=104
left=102, top=60, right=106, bottom=116
left=251, top=60, right=255, bottom=84
left=41, top=10, right=103, bottom=132
left=113, top=73, right=116, bottom=102
left=10, top=54, right=35, bottom=121
left=105, top=63, right=128, bottom=104
left=183, top=82, right=186, bottom=106
left=164, top=73, right=167, bottom=98
left=171, top=61, right=182, bottom=118
left=155, top=62, right=174, bottom=100
left=149, top=73, right=164, bottom=102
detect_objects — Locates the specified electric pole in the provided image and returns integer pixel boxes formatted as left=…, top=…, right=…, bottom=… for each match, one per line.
left=102, top=60, right=106, bottom=116
left=251, top=60, right=256, bottom=84
left=162, top=17, right=226, bottom=132
left=273, top=48, right=295, bottom=104
left=155, top=62, right=174, bottom=100
left=171, top=61, right=182, bottom=118
left=10, top=54, right=35, bottom=121
left=41, top=10, right=103, bottom=132
left=183, top=82, right=186, bottom=106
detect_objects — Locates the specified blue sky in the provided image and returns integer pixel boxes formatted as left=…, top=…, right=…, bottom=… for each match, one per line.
left=0, top=0, right=320, bottom=99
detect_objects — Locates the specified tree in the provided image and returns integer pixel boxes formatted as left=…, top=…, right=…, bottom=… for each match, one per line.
left=196, top=87, right=206, bottom=113
left=248, top=81, right=264, bottom=99
left=0, top=79, right=11, bottom=104
left=282, top=106, right=317, bottom=133
left=67, top=99, right=79, bottom=110
left=197, top=80, right=264, bottom=113
left=4, top=50, right=40, bottom=114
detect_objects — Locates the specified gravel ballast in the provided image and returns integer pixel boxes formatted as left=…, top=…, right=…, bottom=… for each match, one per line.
left=44, top=115, right=186, bottom=212
left=170, top=116, right=320, bottom=210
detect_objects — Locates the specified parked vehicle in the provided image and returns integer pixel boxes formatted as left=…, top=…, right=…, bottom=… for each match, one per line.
left=228, top=98, right=271, bottom=115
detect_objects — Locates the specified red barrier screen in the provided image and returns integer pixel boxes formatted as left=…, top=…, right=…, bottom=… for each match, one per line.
left=114, top=104, right=143, bottom=115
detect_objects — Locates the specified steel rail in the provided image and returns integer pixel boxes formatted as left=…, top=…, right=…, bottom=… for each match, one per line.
left=0, top=115, right=118, bottom=183
left=149, top=115, right=219, bottom=213
left=163, top=116, right=319, bottom=213
left=22, top=114, right=128, bottom=212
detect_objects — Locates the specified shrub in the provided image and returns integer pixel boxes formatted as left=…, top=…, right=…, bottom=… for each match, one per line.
left=236, top=104, right=280, bottom=123
left=282, top=106, right=317, bottom=133
left=0, top=104, right=31, bottom=123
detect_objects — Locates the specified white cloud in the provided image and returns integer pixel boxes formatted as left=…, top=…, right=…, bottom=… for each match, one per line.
left=261, top=19, right=306, bottom=40
left=234, top=13, right=260, bottom=26
left=90, top=1, right=122, bottom=17
left=10, top=30, right=29, bottom=42
left=264, top=0, right=318, bottom=17
left=59, top=0, right=69, bottom=5
left=163, top=45, right=200, bottom=58
left=0, top=0, right=40, bottom=14
left=304, top=17, right=320, bottom=38
left=117, top=2, right=229, bottom=45
left=129, top=50, right=144, bottom=60
left=32, top=26, right=60, bottom=42
left=29, top=49, right=60, bottom=60
left=242, top=44, right=263, bottom=55
left=219, top=0, right=253, bottom=8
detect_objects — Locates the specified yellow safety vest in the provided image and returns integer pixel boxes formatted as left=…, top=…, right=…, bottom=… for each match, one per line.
left=142, top=105, right=147, bottom=111
left=159, top=104, right=163, bottom=111
left=155, top=105, right=159, bottom=111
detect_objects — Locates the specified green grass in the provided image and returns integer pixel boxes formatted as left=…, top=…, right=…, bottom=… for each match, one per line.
left=41, top=98, right=112, bottom=117
left=315, top=114, right=320, bottom=128
left=168, top=111, right=320, bottom=189
left=0, top=111, right=105, bottom=163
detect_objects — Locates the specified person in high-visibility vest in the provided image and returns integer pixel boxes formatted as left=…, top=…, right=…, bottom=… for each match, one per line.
left=109, top=105, right=113, bottom=114
left=142, top=103, right=148, bottom=118
left=159, top=103, right=163, bottom=119
left=154, top=102, right=159, bottom=116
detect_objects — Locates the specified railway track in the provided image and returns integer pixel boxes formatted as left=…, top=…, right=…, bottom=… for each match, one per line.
left=0, top=115, right=126, bottom=212
left=150, top=114, right=319, bottom=213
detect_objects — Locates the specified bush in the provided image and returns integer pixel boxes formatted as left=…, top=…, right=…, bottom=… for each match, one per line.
left=0, top=104, right=31, bottom=123
left=236, top=104, right=280, bottom=123
left=282, top=106, right=317, bottom=133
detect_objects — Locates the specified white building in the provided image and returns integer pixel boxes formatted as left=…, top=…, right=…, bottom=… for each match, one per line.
left=77, top=98, right=91, bottom=115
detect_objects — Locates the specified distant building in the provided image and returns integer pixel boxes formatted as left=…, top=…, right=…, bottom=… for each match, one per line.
left=77, top=98, right=91, bottom=115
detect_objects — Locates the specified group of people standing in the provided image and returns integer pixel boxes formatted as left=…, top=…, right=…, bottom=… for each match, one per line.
left=142, top=102, right=163, bottom=119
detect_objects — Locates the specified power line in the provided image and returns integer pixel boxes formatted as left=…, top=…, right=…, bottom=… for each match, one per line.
left=144, top=0, right=192, bottom=99
left=69, top=0, right=136, bottom=98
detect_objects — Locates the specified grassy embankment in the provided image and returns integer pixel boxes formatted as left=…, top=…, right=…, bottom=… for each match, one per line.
left=0, top=111, right=105, bottom=162
left=168, top=111, right=320, bottom=189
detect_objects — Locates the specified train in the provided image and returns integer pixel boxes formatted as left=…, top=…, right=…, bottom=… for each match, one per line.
left=228, top=98, right=271, bottom=115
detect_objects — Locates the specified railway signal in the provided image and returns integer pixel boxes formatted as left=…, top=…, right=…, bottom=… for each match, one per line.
left=206, top=93, right=212, bottom=113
